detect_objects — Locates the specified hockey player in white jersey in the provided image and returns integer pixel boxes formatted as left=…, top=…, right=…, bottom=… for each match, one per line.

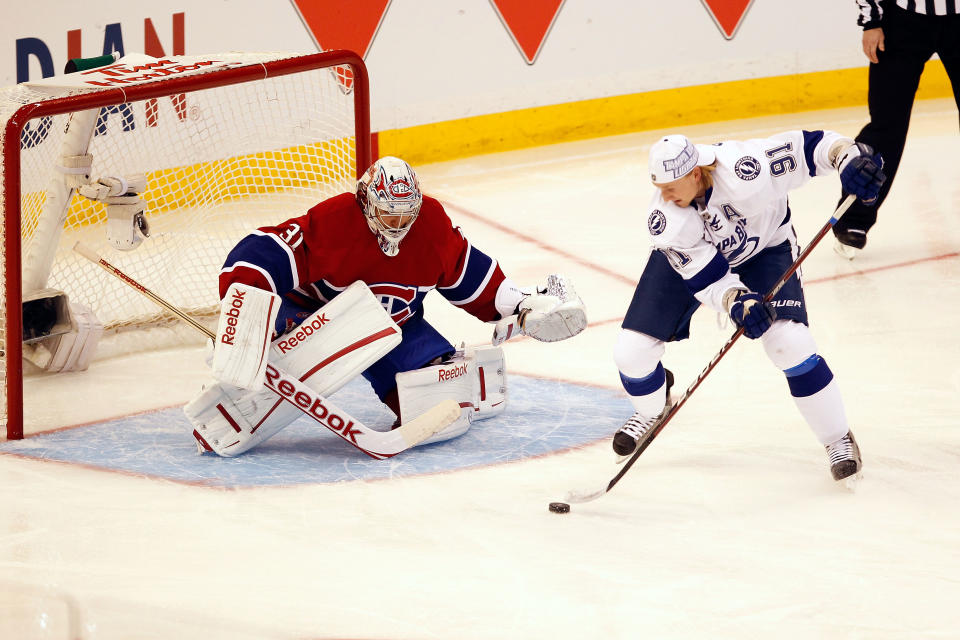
left=613, top=132, right=884, bottom=482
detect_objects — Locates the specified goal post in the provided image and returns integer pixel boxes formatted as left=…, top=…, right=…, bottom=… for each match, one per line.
left=1, top=50, right=372, bottom=440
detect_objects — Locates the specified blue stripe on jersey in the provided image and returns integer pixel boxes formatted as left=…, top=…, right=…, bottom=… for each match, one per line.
left=781, top=206, right=792, bottom=227
left=309, top=279, right=345, bottom=302
left=620, top=362, right=666, bottom=397
left=801, top=130, right=825, bottom=177
left=223, top=234, right=297, bottom=294
left=438, top=244, right=495, bottom=304
left=785, top=355, right=834, bottom=398
left=684, top=250, right=730, bottom=294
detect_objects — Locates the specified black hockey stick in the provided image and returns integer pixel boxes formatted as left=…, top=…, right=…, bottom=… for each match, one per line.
left=565, top=194, right=857, bottom=504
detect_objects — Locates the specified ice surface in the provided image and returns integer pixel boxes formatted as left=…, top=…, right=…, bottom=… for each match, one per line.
left=1, top=100, right=958, bottom=639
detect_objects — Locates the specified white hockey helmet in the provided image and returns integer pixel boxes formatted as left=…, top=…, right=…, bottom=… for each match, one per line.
left=356, top=156, right=422, bottom=257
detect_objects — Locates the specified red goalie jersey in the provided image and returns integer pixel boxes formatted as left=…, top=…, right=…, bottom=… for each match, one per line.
left=218, top=193, right=508, bottom=328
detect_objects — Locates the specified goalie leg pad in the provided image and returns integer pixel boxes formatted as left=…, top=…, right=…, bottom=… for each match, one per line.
left=473, top=345, right=506, bottom=419
left=48, top=303, right=102, bottom=373
left=185, top=382, right=290, bottom=456
left=22, top=293, right=103, bottom=374
left=186, top=281, right=402, bottom=456
left=270, top=280, right=401, bottom=397
left=212, top=283, right=281, bottom=390
left=396, top=345, right=507, bottom=446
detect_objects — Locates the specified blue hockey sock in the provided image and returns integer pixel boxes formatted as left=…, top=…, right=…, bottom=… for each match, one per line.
left=784, top=354, right=833, bottom=397
left=620, top=363, right=667, bottom=416
left=784, top=355, right=848, bottom=445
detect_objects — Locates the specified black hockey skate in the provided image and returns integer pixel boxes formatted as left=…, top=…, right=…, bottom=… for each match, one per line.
left=612, top=369, right=674, bottom=458
left=825, top=431, right=862, bottom=481
left=833, top=228, right=867, bottom=259
left=612, top=412, right=661, bottom=457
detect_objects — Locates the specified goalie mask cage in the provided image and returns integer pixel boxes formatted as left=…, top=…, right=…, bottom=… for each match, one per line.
left=0, top=50, right=372, bottom=440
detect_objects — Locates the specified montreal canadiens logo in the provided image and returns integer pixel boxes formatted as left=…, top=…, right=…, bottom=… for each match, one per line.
left=648, top=209, right=667, bottom=236
left=369, top=283, right=419, bottom=325
left=734, top=156, right=761, bottom=180
left=388, top=178, right=414, bottom=199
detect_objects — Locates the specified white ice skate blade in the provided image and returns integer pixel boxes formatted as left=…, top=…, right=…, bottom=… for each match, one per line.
left=840, top=472, right=863, bottom=492
left=833, top=239, right=860, bottom=260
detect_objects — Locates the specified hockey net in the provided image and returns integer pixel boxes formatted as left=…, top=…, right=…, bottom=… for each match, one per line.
left=0, top=51, right=372, bottom=439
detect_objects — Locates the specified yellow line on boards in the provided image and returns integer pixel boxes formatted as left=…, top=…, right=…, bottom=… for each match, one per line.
left=379, top=61, right=953, bottom=165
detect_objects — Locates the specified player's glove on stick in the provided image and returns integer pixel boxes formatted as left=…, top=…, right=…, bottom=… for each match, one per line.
left=726, top=289, right=776, bottom=339
left=837, top=142, right=886, bottom=206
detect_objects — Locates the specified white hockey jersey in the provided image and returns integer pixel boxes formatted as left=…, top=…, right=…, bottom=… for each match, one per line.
left=646, top=130, right=852, bottom=313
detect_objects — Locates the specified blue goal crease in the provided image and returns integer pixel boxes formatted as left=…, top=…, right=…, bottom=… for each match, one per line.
left=0, top=375, right=632, bottom=488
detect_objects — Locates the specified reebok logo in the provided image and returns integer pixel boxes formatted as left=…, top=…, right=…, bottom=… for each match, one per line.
left=219, top=289, right=247, bottom=346
left=438, top=362, right=468, bottom=382
left=264, top=364, right=361, bottom=443
left=275, top=313, right=330, bottom=353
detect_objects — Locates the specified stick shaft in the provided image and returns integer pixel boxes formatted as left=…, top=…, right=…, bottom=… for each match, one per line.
left=73, top=241, right=214, bottom=339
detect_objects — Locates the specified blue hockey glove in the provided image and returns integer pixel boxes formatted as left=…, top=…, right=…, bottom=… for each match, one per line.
left=838, top=142, right=886, bottom=206
left=728, top=290, right=776, bottom=339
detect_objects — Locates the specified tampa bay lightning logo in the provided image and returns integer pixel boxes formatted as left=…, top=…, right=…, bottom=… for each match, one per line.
left=734, top=156, right=761, bottom=181
left=648, top=210, right=667, bottom=236
left=726, top=236, right=760, bottom=263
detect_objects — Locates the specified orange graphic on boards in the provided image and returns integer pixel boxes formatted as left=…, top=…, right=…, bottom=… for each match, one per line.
left=701, top=0, right=755, bottom=39
left=289, top=0, right=392, bottom=89
left=490, top=0, right=565, bottom=64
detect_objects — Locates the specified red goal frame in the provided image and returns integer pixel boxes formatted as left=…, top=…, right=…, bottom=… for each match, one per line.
left=2, top=50, right=372, bottom=440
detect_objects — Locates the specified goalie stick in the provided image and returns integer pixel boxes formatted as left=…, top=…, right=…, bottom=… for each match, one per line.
left=565, top=195, right=857, bottom=504
left=72, top=241, right=460, bottom=459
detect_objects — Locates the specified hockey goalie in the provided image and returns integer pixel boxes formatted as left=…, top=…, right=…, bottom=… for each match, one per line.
left=184, top=156, right=587, bottom=457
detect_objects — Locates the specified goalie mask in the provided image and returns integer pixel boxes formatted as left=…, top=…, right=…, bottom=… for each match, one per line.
left=356, top=156, right=422, bottom=257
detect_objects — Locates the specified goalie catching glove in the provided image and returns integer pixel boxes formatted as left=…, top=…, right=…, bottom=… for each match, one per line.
left=492, top=274, right=587, bottom=345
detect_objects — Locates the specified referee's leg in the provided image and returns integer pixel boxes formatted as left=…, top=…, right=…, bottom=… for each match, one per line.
left=837, top=9, right=930, bottom=241
left=936, top=14, right=960, bottom=122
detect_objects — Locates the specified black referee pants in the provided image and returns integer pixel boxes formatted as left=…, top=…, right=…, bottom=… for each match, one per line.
left=837, top=3, right=960, bottom=236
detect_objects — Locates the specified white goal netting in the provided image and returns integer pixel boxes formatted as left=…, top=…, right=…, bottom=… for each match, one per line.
left=0, top=51, right=369, bottom=438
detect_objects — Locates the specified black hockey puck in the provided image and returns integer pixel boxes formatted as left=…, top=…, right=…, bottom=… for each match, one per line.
left=548, top=502, right=570, bottom=514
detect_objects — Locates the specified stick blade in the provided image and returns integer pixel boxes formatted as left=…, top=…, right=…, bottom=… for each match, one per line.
left=565, top=486, right=607, bottom=504
left=396, top=399, right=461, bottom=447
